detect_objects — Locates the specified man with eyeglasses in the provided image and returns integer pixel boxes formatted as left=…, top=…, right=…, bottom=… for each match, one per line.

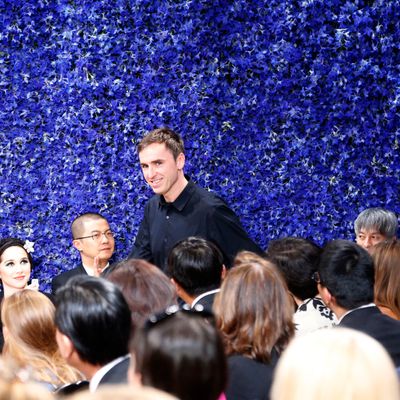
left=52, top=212, right=115, bottom=294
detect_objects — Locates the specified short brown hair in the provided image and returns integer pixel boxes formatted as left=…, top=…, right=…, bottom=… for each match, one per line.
left=213, top=252, right=294, bottom=362
left=372, top=241, right=400, bottom=319
left=137, top=127, right=185, bottom=159
left=105, top=259, right=177, bottom=329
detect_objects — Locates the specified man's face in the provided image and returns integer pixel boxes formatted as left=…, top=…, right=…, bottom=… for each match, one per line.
left=356, top=228, right=386, bottom=251
left=73, top=218, right=115, bottom=265
left=139, top=142, right=185, bottom=201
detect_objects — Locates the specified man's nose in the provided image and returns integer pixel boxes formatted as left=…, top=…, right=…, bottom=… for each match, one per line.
left=147, top=165, right=156, bottom=178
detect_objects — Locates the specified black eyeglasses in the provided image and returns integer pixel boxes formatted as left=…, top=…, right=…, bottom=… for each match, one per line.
left=74, top=231, right=114, bottom=242
left=312, top=271, right=322, bottom=284
left=145, top=304, right=215, bottom=331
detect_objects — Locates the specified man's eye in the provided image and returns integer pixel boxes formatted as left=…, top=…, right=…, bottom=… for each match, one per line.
left=92, top=233, right=101, bottom=240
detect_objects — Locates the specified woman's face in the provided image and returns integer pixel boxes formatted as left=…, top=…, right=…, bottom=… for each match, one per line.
left=0, top=246, right=31, bottom=293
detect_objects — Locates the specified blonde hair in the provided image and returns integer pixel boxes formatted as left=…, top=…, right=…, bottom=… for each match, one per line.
left=372, top=241, right=400, bottom=319
left=213, top=252, right=294, bottom=362
left=69, top=384, right=178, bottom=400
left=1, top=290, right=81, bottom=387
left=0, top=356, right=54, bottom=400
left=271, top=328, right=400, bottom=400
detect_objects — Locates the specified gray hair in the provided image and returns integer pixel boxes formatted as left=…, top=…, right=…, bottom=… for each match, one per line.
left=354, top=208, right=398, bottom=238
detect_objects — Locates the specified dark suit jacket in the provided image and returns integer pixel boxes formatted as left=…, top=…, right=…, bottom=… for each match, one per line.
left=98, top=356, right=130, bottom=386
left=339, top=306, right=400, bottom=367
left=51, top=265, right=87, bottom=294
left=192, top=290, right=219, bottom=313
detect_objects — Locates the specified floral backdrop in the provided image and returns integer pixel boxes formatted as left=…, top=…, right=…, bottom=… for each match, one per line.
left=0, top=0, right=399, bottom=292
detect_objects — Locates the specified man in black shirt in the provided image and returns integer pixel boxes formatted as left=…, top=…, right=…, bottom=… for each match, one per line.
left=129, top=127, right=262, bottom=270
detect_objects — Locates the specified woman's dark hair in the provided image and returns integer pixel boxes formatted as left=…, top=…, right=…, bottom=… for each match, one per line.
left=266, top=237, right=321, bottom=300
left=132, top=311, right=227, bottom=400
left=0, top=238, right=33, bottom=267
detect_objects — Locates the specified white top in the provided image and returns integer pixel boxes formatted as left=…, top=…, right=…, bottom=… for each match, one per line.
left=82, top=262, right=110, bottom=276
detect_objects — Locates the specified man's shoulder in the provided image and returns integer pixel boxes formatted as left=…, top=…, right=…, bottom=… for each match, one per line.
left=53, top=265, right=86, bottom=280
left=341, top=306, right=400, bottom=330
left=52, top=265, right=87, bottom=293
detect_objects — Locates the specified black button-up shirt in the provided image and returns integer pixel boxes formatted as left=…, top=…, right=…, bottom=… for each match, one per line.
left=129, top=180, right=262, bottom=271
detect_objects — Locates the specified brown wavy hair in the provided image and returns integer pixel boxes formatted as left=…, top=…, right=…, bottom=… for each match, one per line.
left=1, top=290, right=82, bottom=387
left=371, top=241, right=400, bottom=319
left=213, top=251, right=294, bottom=363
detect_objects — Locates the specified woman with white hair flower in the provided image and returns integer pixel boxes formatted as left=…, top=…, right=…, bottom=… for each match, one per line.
left=0, top=237, right=39, bottom=351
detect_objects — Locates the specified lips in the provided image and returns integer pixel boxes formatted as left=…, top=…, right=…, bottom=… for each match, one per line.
left=14, top=275, right=26, bottom=281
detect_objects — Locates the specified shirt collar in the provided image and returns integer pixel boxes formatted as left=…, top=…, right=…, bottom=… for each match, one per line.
left=159, top=177, right=195, bottom=212
left=338, top=303, right=376, bottom=323
left=191, top=288, right=220, bottom=308
left=89, top=354, right=130, bottom=393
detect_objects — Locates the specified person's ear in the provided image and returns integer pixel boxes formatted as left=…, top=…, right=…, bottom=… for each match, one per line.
left=56, top=329, right=75, bottom=360
left=72, top=239, right=83, bottom=252
left=319, top=285, right=333, bottom=307
left=170, top=278, right=183, bottom=297
left=221, top=265, right=227, bottom=281
left=176, top=152, right=185, bottom=170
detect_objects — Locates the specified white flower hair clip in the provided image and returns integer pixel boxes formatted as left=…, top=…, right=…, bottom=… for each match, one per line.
left=23, top=240, right=35, bottom=254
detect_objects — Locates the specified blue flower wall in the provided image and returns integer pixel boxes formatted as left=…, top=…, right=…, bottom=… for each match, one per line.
left=1, top=0, right=399, bottom=291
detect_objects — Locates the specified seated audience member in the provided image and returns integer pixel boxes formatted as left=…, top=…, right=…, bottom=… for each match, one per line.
left=271, top=328, right=400, bottom=400
left=213, top=251, right=294, bottom=400
left=354, top=207, right=398, bottom=252
left=317, top=239, right=400, bottom=366
left=54, top=276, right=131, bottom=392
left=105, top=259, right=177, bottom=328
left=0, top=357, right=54, bottom=400
left=131, top=306, right=227, bottom=400
left=167, top=237, right=225, bottom=312
left=52, top=213, right=115, bottom=294
left=1, top=290, right=81, bottom=390
left=371, top=241, right=400, bottom=320
left=266, top=237, right=337, bottom=335
left=68, top=384, right=178, bottom=400
left=0, top=237, right=40, bottom=351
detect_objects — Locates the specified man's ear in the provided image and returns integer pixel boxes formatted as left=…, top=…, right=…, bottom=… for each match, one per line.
left=318, top=285, right=333, bottom=307
left=72, top=239, right=83, bottom=252
left=221, top=265, right=227, bottom=281
left=176, top=152, right=185, bottom=170
left=56, top=329, right=75, bottom=360
left=170, top=278, right=183, bottom=297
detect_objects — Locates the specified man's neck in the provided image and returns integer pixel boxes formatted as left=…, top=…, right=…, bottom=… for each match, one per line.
left=81, top=257, right=108, bottom=270
left=163, top=174, right=188, bottom=203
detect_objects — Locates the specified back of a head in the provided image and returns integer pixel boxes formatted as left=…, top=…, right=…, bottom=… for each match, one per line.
left=68, top=385, right=178, bottom=400
left=354, top=207, right=398, bottom=238
left=105, top=259, right=177, bottom=328
left=2, top=290, right=58, bottom=357
left=372, top=241, right=400, bottom=319
left=137, top=127, right=185, bottom=159
left=167, top=237, right=224, bottom=297
left=132, top=311, right=226, bottom=400
left=0, top=357, right=54, bottom=400
left=213, top=251, right=294, bottom=362
left=319, top=240, right=374, bottom=310
left=266, top=237, right=321, bottom=300
left=271, top=328, right=400, bottom=400
left=55, top=276, right=131, bottom=366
